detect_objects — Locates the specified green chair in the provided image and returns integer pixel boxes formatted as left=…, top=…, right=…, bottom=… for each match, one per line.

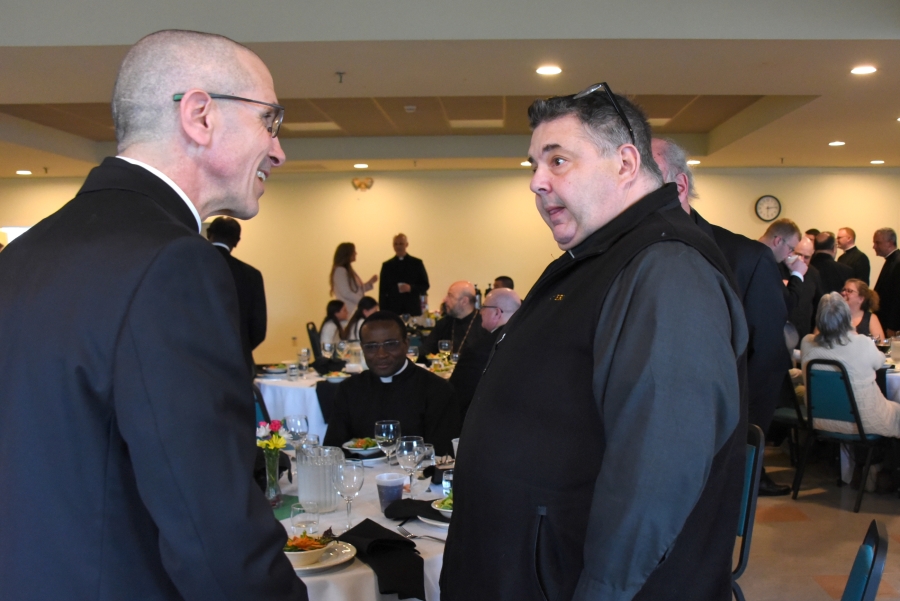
left=732, top=424, right=764, bottom=601
left=841, top=520, right=887, bottom=601
left=791, top=359, right=883, bottom=513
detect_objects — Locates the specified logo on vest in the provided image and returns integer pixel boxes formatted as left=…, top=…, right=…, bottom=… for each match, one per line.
left=552, top=294, right=565, bottom=301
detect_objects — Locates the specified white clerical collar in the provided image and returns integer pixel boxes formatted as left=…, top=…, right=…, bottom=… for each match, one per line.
left=116, top=156, right=202, bottom=232
left=379, top=359, right=409, bottom=383
left=211, top=242, right=232, bottom=252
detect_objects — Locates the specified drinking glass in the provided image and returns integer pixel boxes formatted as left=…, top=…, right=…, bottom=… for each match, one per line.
left=290, top=501, right=319, bottom=535
left=336, top=340, right=349, bottom=360
left=332, top=459, right=365, bottom=531
left=442, top=469, right=454, bottom=495
left=449, top=353, right=459, bottom=365
left=401, top=313, right=411, bottom=327
left=297, top=348, right=310, bottom=378
left=321, top=342, right=334, bottom=359
left=374, top=420, right=401, bottom=464
left=283, top=415, right=308, bottom=449
left=396, top=436, right=424, bottom=493
left=438, top=340, right=451, bottom=355
left=876, top=338, right=892, bottom=356
left=410, top=443, right=435, bottom=499
left=407, top=345, right=419, bottom=362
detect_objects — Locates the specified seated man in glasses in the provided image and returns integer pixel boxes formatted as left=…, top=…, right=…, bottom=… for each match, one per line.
left=323, top=311, right=461, bottom=456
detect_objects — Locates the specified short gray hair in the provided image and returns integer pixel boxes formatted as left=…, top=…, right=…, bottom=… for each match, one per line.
left=814, top=292, right=852, bottom=349
left=654, top=138, right=698, bottom=200
left=875, top=227, right=897, bottom=246
left=111, top=30, right=256, bottom=151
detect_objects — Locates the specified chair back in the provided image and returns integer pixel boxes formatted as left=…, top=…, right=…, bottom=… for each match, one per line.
left=841, top=520, right=888, bottom=601
left=734, top=424, right=765, bottom=584
left=307, top=322, right=322, bottom=361
left=253, top=383, right=271, bottom=424
left=805, top=359, right=871, bottom=438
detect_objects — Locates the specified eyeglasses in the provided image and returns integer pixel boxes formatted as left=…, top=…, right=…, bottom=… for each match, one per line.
left=173, top=92, right=284, bottom=138
left=778, top=237, right=796, bottom=253
left=841, top=288, right=858, bottom=295
left=480, top=305, right=503, bottom=313
left=572, top=82, right=636, bottom=146
left=361, top=340, right=403, bottom=352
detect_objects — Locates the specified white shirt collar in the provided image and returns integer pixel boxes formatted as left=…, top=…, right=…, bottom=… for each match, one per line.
left=211, top=242, right=232, bottom=252
left=379, top=358, right=409, bottom=383
left=116, top=156, right=202, bottom=232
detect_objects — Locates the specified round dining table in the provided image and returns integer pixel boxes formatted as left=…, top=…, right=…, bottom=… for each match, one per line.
left=256, top=376, right=329, bottom=441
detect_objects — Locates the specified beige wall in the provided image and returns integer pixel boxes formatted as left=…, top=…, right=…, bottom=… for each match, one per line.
left=1, top=167, right=898, bottom=363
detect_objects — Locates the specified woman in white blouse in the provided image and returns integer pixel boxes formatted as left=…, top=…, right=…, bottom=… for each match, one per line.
left=346, top=296, right=379, bottom=341
left=329, top=242, right=377, bottom=316
left=320, top=300, right=349, bottom=345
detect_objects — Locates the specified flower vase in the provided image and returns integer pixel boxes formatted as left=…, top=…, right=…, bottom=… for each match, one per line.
left=264, top=449, right=283, bottom=508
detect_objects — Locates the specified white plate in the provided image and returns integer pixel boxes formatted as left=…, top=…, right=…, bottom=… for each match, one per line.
left=342, top=441, right=382, bottom=456
left=326, top=375, right=350, bottom=383
left=418, top=515, right=450, bottom=529
left=292, top=541, right=356, bottom=574
left=431, top=499, right=453, bottom=519
left=263, top=367, right=288, bottom=374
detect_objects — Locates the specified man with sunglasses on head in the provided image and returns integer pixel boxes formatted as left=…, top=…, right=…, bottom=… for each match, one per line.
left=0, top=30, right=306, bottom=600
left=441, top=84, right=748, bottom=601
left=323, top=311, right=461, bottom=456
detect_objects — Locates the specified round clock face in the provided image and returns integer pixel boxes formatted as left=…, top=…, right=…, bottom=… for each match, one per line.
left=755, top=195, right=781, bottom=222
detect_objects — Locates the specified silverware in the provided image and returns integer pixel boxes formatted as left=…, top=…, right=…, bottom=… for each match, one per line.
left=397, top=525, right=445, bottom=543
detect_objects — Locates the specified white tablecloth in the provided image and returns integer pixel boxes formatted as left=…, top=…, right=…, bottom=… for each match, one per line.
left=256, top=377, right=328, bottom=442
left=279, top=459, right=445, bottom=601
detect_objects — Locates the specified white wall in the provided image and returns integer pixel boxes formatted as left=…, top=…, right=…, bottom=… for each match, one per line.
left=2, top=166, right=898, bottom=363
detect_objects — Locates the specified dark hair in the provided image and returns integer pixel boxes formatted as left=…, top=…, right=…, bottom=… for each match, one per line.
left=814, top=231, right=836, bottom=252
left=330, top=242, right=359, bottom=295
left=321, top=300, right=347, bottom=340
left=346, top=296, right=379, bottom=338
left=805, top=228, right=820, bottom=237
left=846, top=278, right=880, bottom=313
left=494, top=276, right=514, bottom=290
left=206, top=216, right=241, bottom=247
left=527, top=87, right=662, bottom=184
left=360, top=311, right=408, bottom=342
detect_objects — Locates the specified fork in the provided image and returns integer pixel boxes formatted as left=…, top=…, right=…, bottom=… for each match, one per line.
left=397, top=525, right=446, bottom=543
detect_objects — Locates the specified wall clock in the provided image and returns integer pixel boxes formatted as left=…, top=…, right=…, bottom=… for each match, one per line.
left=755, top=195, right=781, bottom=222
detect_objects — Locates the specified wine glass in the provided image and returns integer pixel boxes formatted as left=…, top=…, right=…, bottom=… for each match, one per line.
left=332, top=459, right=365, bottom=531
left=406, top=345, right=419, bottom=362
left=374, top=420, right=401, bottom=464
left=449, top=353, right=459, bottom=365
left=321, top=342, right=333, bottom=359
left=297, top=348, right=310, bottom=379
left=283, top=415, right=309, bottom=449
left=401, top=313, right=411, bottom=328
left=410, top=443, right=435, bottom=499
left=438, top=340, right=451, bottom=355
left=396, top=436, right=424, bottom=494
left=335, top=340, right=349, bottom=361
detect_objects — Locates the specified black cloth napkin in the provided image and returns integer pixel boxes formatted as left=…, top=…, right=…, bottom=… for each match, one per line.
left=342, top=448, right=386, bottom=460
left=314, top=381, right=340, bottom=423
left=337, top=518, right=425, bottom=600
left=312, top=357, right=346, bottom=375
left=384, top=499, right=450, bottom=524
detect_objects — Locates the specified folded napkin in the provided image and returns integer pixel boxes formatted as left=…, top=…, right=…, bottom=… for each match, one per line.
left=312, top=357, right=346, bottom=375
left=338, top=518, right=425, bottom=600
left=384, top=499, right=450, bottom=524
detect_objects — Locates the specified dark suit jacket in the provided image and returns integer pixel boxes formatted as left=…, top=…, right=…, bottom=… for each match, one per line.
left=449, top=325, right=503, bottom=419
left=214, top=245, right=267, bottom=373
left=838, top=246, right=870, bottom=284
left=379, top=254, right=429, bottom=316
left=780, top=262, right=824, bottom=340
left=810, top=252, right=854, bottom=294
left=875, top=250, right=900, bottom=332
left=0, top=158, right=307, bottom=601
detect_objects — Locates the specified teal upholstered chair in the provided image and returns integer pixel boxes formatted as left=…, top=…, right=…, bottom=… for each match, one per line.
left=732, top=424, right=764, bottom=601
left=841, top=520, right=887, bottom=601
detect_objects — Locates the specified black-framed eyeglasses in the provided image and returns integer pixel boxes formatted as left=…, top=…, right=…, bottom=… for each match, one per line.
left=173, top=92, right=284, bottom=138
left=572, top=82, right=636, bottom=146
left=480, top=305, right=503, bottom=313
left=362, top=340, right=403, bottom=352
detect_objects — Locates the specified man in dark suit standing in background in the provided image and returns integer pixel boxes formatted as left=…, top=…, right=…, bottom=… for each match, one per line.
left=837, top=226, right=870, bottom=284
left=207, top=216, right=267, bottom=374
left=811, top=231, right=854, bottom=294
left=379, top=232, right=430, bottom=316
left=874, top=227, right=900, bottom=336
left=0, top=30, right=307, bottom=601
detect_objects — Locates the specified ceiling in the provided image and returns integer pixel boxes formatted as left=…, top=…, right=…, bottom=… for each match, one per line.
left=1, top=4, right=898, bottom=178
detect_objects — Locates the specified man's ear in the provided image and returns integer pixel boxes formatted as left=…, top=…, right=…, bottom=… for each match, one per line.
left=177, top=89, right=215, bottom=146
left=617, top=144, right=641, bottom=183
left=674, top=172, right=690, bottom=204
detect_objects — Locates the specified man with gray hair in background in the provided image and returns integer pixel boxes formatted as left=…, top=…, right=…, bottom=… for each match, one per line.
left=0, top=30, right=307, bottom=600
left=652, top=137, right=793, bottom=496
left=873, top=227, right=900, bottom=336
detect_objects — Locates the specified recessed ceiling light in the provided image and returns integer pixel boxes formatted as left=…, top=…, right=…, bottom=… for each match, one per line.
left=536, top=66, right=562, bottom=75
left=871, top=160, right=885, bottom=165
left=686, top=160, right=701, bottom=166
left=828, top=141, right=846, bottom=146
left=15, top=170, right=31, bottom=175
left=520, top=161, right=531, bottom=167
left=851, top=65, right=877, bottom=75
left=353, top=163, right=368, bottom=169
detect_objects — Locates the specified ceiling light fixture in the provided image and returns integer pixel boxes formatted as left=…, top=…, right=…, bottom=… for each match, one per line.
left=850, top=65, right=877, bottom=75
left=536, top=66, right=562, bottom=75
left=15, top=170, right=31, bottom=175
left=871, top=160, right=885, bottom=165
left=687, top=160, right=701, bottom=166
left=828, top=141, right=846, bottom=146
left=520, top=161, right=531, bottom=167
left=353, top=163, right=368, bottom=169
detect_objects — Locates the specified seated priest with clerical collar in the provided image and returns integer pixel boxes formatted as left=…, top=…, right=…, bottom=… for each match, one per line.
left=323, top=311, right=462, bottom=456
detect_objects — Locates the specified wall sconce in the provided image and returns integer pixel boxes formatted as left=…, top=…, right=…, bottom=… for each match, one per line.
left=352, top=177, right=374, bottom=191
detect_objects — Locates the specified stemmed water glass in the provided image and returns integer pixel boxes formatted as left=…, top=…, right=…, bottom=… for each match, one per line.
left=396, top=436, right=424, bottom=494
left=438, top=340, right=451, bottom=356
left=297, top=348, right=310, bottom=378
left=374, top=420, right=401, bottom=464
left=321, top=342, right=334, bottom=359
left=332, top=459, right=365, bottom=531
left=406, top=345, right=419, bottom=363
left=283, top=415, right=309, bottom=449
left=336, top=340, right=349, bottom=361
left=410, top=443, right=434, bottom=499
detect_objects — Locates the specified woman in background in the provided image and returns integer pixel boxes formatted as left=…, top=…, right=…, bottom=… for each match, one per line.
left=346, top=296, right=380, bottom=341
left=330, top=242, right=377, bottom=316
left=841, top=278, right=885, bottom=340
left=320, top=300, right=349, bottom=345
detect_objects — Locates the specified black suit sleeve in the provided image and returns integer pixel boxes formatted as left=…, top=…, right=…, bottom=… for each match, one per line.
left=323, top=382, right=353, bottom=448
left=113, top=237, right=307, bottom=600
left=424, top=377, right=462, bottom=456
left=411, top=258, right=430, bottom=297
left=248, top=268, right=267, bottom=350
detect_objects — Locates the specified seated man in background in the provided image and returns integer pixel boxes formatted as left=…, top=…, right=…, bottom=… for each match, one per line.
left=323, top=311, right=461, bottom=456
left=450, top=287, right=521, bottom=419
left=423, top=281, right=490, bottom=357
